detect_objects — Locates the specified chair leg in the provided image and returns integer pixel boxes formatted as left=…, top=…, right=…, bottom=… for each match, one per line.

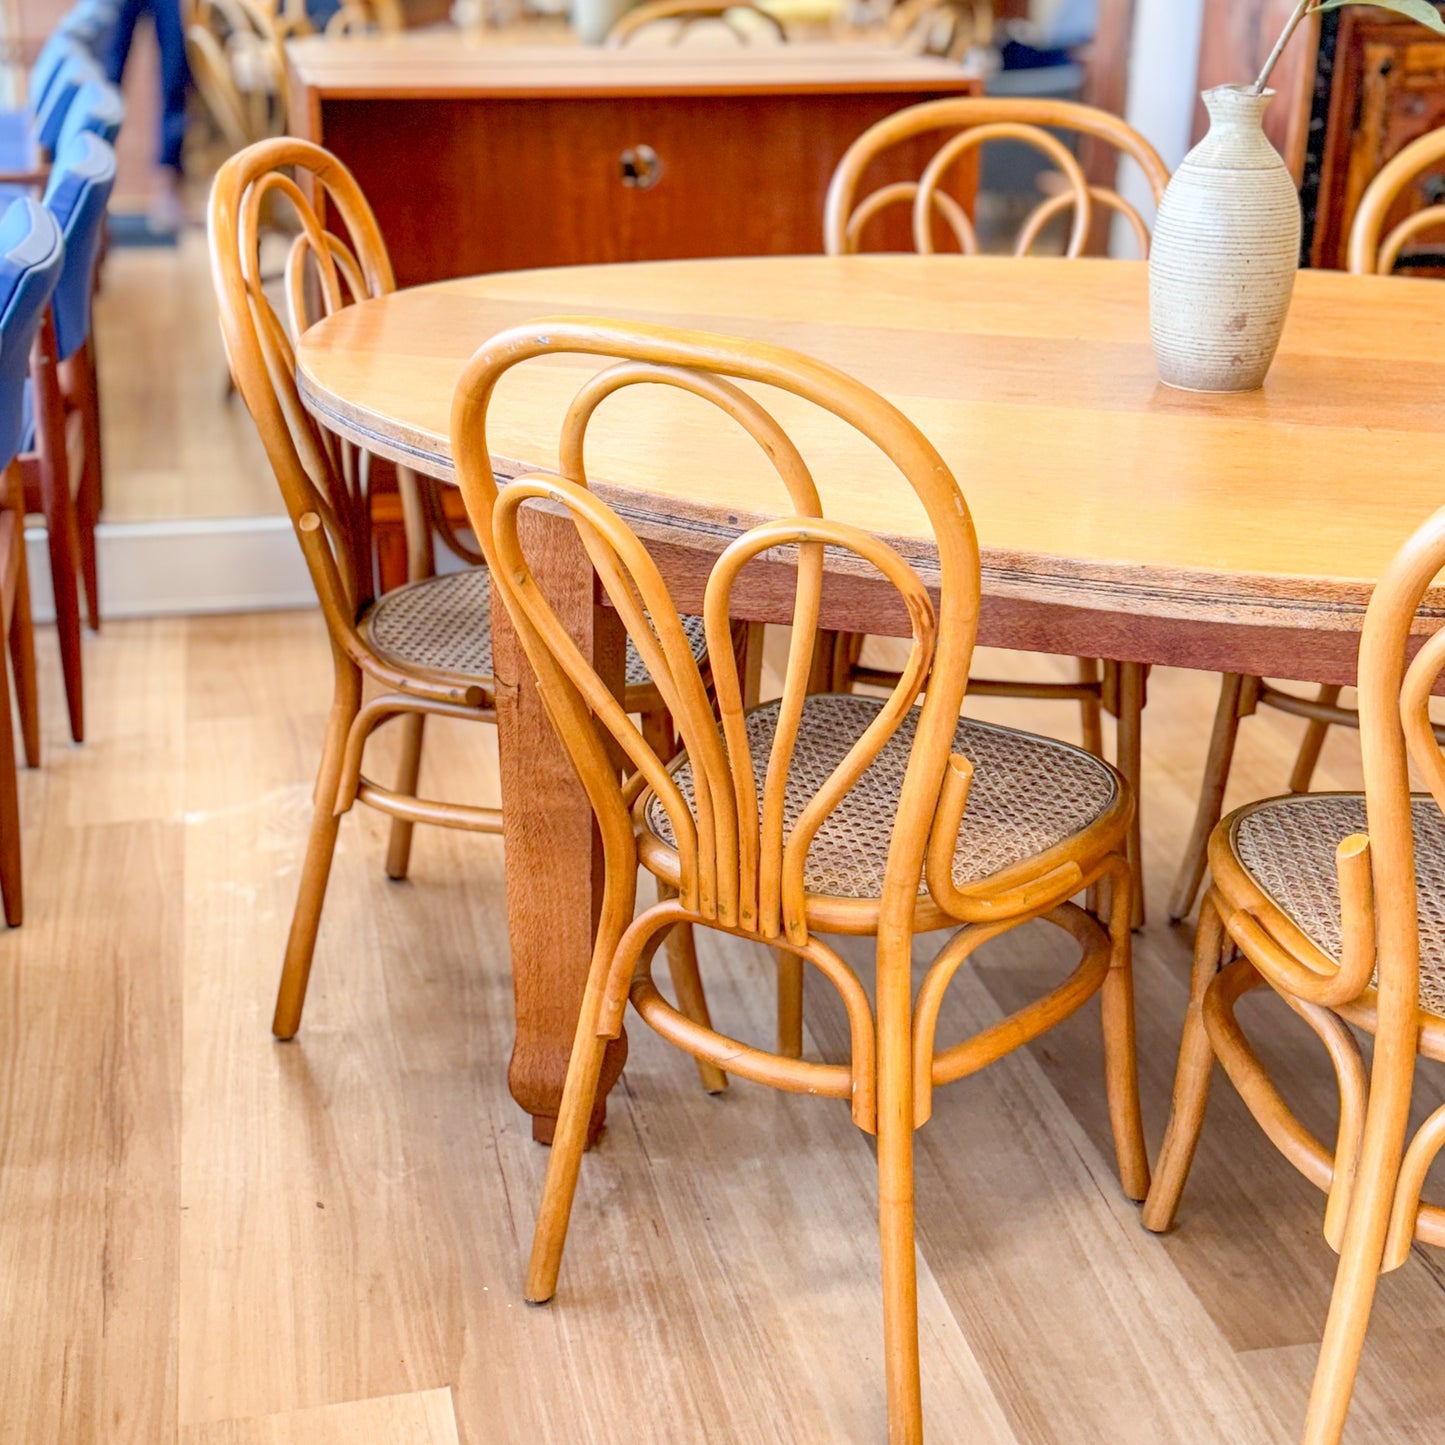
left=0, top=639, right=23, bottom=926
left=1116, top=661, right=1146, bottom=929
left=1142, top=894, right=1226, bottom=1232
left=1169, top=673, right=1246, bottom=924
left=272, top=673, right=360, bottom=1039
left=1099, top=858, right=1150, bottom=1201
left=876, top=948, right=922, bottom=1445
left=384, top=712, right=427, bottom=881
left=776, top=948, right=804, bottom=1059
left=1302, top=1135, right=1402, bottom=1443
left=526, top=933, right=633, bottom=1303
left=76, top=464, right=100, bottom=633
left=9, top=533, right=39, bottom=769
left=1289, top=684, right=1343, bottom=795
left=661, top=914, right=728, bottom=1094
left=1077, top=656, right=1104, bottom=756
left=74, top=338, right=103, bottom=630
left=43, top=475, right=86, bottom=743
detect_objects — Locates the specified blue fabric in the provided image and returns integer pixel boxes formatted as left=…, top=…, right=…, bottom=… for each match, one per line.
left=0, top=199, right=65, bottom=469
left=42, top=131, right=116, bottom=362
left=105, top=0, right=186, bottom=170
left=34, top=51, right=101, bottom=152
left=56, top=0, right=123, bottom=59
left=53, top=77, right=124, bottom=154
left=29, top=32, right=85, bottom=116
left=17, top=381, right=32, bottom=454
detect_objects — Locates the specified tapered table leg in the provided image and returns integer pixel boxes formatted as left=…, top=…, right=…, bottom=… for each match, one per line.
left=492, top=504, right=628, bottom=1145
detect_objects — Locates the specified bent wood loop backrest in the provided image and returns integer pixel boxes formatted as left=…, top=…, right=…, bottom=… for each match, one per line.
left=208, top=137, right=395, bottom=624
left=824, top=97, right=1171, bottom=258
left=1348, top=126, right=1445, bottom=275
left=450, top=320, right=982, bottom=947
left=604, top=0, right=787, bottom=46
left=1347, top=507, right=1445, bottom=1042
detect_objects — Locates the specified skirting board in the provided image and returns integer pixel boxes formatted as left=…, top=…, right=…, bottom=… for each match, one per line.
left=24, top=514, right=316, bottom=622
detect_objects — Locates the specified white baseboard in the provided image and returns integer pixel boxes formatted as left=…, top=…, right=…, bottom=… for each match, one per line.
left=24, top=514, right=317, bottom=623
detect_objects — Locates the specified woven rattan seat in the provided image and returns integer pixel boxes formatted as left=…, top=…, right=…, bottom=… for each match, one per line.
left=1232, top=794, right=1445, bottom=1017
left=643, top=693, right=1118, bottom=900
left=365, top=567, right=708, bottom=689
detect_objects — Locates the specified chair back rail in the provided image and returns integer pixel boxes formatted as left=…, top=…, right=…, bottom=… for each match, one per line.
left=209, top=137, right=396, bottom=647
left=824, top=96, right=1170, bottom=259
left=449, top=319, right=981, bottom=950
left=1348, top=125, right=1445, bottom=275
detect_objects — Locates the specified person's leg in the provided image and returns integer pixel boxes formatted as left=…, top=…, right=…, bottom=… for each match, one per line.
left=102, top=0, right=145, bottom=88
left=151, top=0, right=190, bottom=174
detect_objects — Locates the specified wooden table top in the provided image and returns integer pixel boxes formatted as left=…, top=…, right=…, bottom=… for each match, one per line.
left=296, top=254, right=1445, bottom=633
left=284, top=37, right=977, bottom=98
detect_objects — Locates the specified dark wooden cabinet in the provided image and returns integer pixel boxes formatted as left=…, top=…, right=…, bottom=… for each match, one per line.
left=1305, top=7, right=1445, bottom=269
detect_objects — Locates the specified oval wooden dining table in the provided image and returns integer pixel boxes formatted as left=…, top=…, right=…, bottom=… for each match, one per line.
left=295, top=252, right=1445, bottom=1140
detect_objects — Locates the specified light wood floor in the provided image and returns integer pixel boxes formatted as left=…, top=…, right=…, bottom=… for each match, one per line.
left=93, top=231, right=281, bottom=524
left=1, top=619, right=1443, bottom=1443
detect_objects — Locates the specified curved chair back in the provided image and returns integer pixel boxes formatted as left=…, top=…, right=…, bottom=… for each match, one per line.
left=54, top=76, right=125, bottom=154
left=1348, top=126, right=1445, bottom=275
left=42, top=130, right=116, bottom=363
left=33, top=50, right=99, bottom=152
left=187, top=0, right=302, bottom=148
left=55, top=0, right=122, bottom=60
left=0, top=199, right=66, bottom=469
left=29, top=33, right=85, bottom=116
left=450, top=319, right=981, bottom=948
left=824, top=97, right=1171, bottom=259
left=605, top=0, right=787, bottom=46
left=208, top=137, right=395, bottom=631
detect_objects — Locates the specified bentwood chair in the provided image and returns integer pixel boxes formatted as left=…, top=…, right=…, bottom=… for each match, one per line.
left=1144, top=502, right=1445, bottom=1443
left=1168, top=124, right=1445, bottom=926
left=824, top=96, right=1170, bottom=920
left=15, top=130, right=117, bottom=743
left=450, top=317, right=1150, bottom=1442
left=604, top=0, right=787, bottom=44
left=0, top=199, right=66, bottom=926
left=187, top=0, right=309, bottom=152
left=208, top=139, right=715, bottom=1039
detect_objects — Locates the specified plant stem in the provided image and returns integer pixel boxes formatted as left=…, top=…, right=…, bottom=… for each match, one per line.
left=1252, top=0, right=1316, bottom=93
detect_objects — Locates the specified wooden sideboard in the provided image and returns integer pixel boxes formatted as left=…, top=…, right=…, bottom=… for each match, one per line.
left=286, top=38, right=980, bottom=287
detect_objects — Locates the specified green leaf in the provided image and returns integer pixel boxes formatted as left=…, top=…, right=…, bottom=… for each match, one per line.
left=1312, top=0, right=1445, bottom=35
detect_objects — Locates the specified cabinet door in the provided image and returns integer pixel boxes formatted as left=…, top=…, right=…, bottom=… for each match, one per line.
left=319, top=89, right=970, bottom=287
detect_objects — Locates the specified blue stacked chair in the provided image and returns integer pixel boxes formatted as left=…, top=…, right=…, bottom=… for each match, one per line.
left=0, top=31, right=123, bottom=187
left=53, top=75, right=125, bottom=153
left=17, top=130, right=117, bottom=745
left=0, top=198, right=66, bottom=926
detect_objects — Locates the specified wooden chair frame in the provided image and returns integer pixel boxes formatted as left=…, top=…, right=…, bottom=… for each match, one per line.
left=823, top=97, right=1168, bottom=925
left=450, top=317, right=1149, bottom=1443
left=0, top=455, right=39, bottom=926
left=18, top=304, right=90, bottom=741
left=1145, top=503, right=1445, bottom=1443
left=604, top=0, right=787, bottom=46
left=1169, top=125, right=1445, bottom=925
left=823, top=96, right=1170, bottom=262
left=210, top=137, right=696, bottom=1040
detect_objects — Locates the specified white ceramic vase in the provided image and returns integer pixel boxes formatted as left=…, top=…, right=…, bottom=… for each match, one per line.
left=1148, top=85, right=1302, bottom=393
left=573, top=0, right=632, bottom=42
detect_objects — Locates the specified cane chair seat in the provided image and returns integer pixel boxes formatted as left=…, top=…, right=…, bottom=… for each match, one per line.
left=642, top=692, right=1119, bottom=902
left=364, top=565, right=711, bottom=691
left=1229, top=794, right=1445, bottom=1019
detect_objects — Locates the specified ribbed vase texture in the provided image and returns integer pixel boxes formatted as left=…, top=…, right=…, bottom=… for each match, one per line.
left=1149, top=85, right=1302, bottom=393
